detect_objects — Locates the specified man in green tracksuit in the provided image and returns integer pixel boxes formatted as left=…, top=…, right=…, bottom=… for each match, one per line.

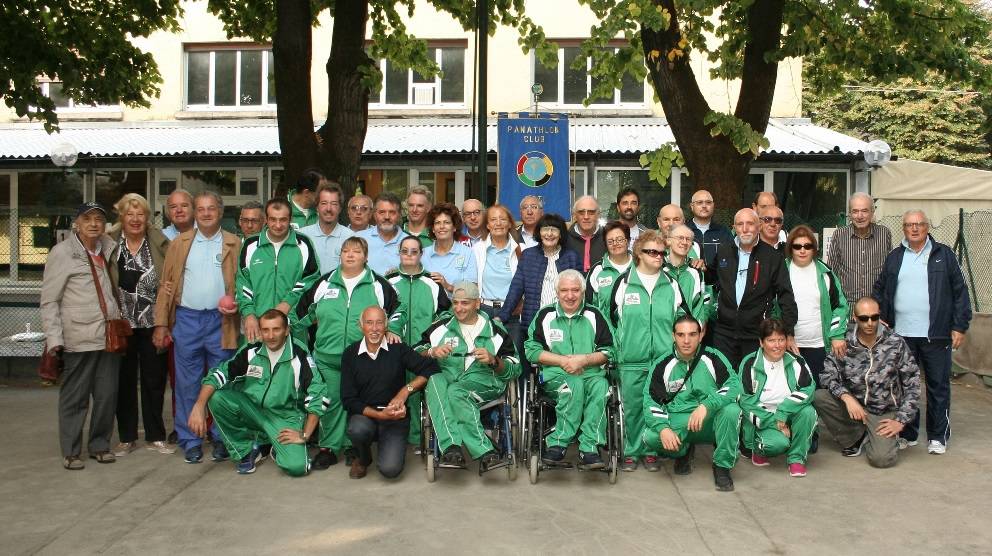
left=188, top=309, right=327, bottom=476
left=416, top=282, right=521, bottom=468
left=237, top=199, right=321, bottom=343
left=740, top=318, right=817, bottom=478
left=288, top=170, right=320, bottom=230
left=526, top=270, right=614, bottom=469
left=664, top=224, right=715, bottom=325
left=386, top=236, right=451, bottom=446
left=293, top=236, right=400, bottom=469
left=643, top=315, right=741, bottom=491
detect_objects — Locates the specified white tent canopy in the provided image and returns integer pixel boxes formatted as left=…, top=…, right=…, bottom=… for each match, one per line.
left=873, top=159, right=992, bottom=224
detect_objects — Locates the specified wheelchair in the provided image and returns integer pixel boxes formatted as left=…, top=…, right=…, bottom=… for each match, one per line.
left=521, top=366, right=624, bottom=484
left=421, top=380, right=518, bottom=482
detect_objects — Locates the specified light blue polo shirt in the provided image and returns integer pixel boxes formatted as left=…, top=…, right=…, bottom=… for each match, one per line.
left=299, top=222, right=354, bottom=275
left=894, top=238, right=932, bottom=338
left=481, top=243, right=513, bottom=300
left=735, top=238, right=752, bottom=306
left=181, top=230, right=226, bottom=310
left=423, top=242, right=478, bottom=292
left=357, top=226, right=408, bottom=276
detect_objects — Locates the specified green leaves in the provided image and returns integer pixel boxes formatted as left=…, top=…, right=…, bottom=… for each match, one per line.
left=703, top=112, right=769, bottom=156
left=638, top=143, right=685, bottom=185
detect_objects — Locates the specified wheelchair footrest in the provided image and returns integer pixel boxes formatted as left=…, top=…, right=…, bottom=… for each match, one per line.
left=541, top=460, right=575, bottom=470
left=438, top=462, right=468, bottom=470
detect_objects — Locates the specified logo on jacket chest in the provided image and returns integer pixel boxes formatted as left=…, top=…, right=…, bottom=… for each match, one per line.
left=597, top=276, right=613, bottom=288
left=247, top=365, right=264, bottom=379
left=624, top=293, right=640, bottom=305
left=323, top=288, right=341, bottom=299
left=547, top=328, right=564, bottom=342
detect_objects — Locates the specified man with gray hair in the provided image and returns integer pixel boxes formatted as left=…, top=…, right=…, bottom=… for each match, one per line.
left=402, top=186, right=434, bottom=247
left=524, top=269, right=614, bottom=469
left=162, top=189, right=196, bottom=240
left=566, top=195, right=606, bottom=272
left=873, top=209, right=971, bottom=455
left=517, top=195, right=544, bottom=249
left=827, top=192, right=892, bottom=304
left=238, top=201, right=264, bottom=239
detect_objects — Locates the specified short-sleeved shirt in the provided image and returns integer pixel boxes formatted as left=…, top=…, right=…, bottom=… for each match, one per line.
left=481, top=243, right=513, bottom=301
left=423, top=242, right=477, bottom=292
left=181, top=230, right=226, bottom=310
left=357, top=227, right=408, bottom=276
left=299, top=222, right=355, bottom=275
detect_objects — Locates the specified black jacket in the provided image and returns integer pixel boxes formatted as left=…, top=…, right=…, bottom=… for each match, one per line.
left=687, top=219, right=735, bottom=271
left=708, top=240, right=797, bottom=339
left=565, top=224, right=606, bottom=272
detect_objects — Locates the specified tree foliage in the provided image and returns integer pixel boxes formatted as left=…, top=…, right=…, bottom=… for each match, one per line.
left=0, top=0, right=182, bottom=132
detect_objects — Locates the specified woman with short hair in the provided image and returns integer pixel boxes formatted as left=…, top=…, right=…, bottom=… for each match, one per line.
left=422, top=203, right=477, bottom=295
left=585, top=221, right=632, bottom=315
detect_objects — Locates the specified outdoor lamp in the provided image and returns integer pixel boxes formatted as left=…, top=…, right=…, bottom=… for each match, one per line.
left=49, top=141, right=79, bottom=170
left=864, top=139, right=892, bottom=168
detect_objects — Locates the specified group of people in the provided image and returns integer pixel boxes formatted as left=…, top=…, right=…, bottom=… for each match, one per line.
left=41, top=170, right=971, bottom=491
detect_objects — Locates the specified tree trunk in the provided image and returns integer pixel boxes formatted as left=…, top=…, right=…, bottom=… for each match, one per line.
left=642, top=0, right=783, bottom=211
left=317, top=0, right=371, bottom=196
left=273, top=0, right=321, bottom=195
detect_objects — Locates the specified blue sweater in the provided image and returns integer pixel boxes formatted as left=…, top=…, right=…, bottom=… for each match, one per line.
left=498, top=246, right=582, bottom=326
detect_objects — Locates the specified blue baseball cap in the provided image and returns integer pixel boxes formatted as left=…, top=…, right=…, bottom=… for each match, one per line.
left=75, top=201, right=107, bottom=219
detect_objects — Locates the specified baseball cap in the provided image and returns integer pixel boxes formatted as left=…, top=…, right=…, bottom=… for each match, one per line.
left=75, top=202, right=107, bottom=219
left=450, top=281, right=480, bottom=301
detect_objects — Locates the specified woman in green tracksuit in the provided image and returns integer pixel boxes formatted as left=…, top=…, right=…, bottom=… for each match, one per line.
left=740, top=319, right=817, bottom=478
left=609, top=230, right=685, bottom=472
left=585, top=222, right=633, bottom=315
left=293, top=236, right=399, bottom=469
left=386, top=236, right=451, bottom=446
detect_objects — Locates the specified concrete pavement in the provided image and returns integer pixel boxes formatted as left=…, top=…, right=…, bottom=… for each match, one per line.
left=1, top=382, right=991, bottom=555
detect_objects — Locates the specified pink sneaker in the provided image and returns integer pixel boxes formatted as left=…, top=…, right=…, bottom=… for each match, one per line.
left=789, top=463, right=807, bottom=477
left=751, top=454, right=770, bottom=466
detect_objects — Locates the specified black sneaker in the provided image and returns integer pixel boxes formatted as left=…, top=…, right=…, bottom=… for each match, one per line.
left=842, top=432, right=868, bottom=457
left=578, top=451, right=605, bottom=470
left=542, top=445, right=566, bottom=463
left=739, top=445, right=753, bottom=460
left=311, top=449, right=338, bottom=470
left=441, top=446, right=466, bottom=466
left=167, top=430, right=178, bottom=445
left=479, top=450, right=500, bottom=471
left=674, top=444, right=695, bottom=476
left=258, top=443, right=272, bottom=461
left=713, top=465, right=734, bottom=492
left=211, top=442, right=229, bottom=462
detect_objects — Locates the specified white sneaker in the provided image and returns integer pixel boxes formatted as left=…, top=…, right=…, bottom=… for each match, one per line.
left=927, top=440, right=946, bottom=455
left=113, top=442, right=137, bottom=457
left=147, top=440, right=177, bottom=454
left=897, top=439, right=919, bottom=450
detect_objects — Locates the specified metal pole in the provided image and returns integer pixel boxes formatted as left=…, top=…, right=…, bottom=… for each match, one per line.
left=476, top=0, right=488, bottom=206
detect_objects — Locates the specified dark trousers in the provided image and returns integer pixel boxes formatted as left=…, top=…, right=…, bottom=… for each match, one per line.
left=59, top=350, right=121, bottom=457
left=799, top=347, right=827, bottom=389
left=901, top=337, right=952, bottom=445
left=346, top=414, right=409, bottom=479
left=116, top=328, right=169, bottom=442
left=712, top=332, right=760, bottom=370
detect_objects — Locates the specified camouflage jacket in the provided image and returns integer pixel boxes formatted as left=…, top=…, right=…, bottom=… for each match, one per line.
left=821, top=324, right=920, bottom=424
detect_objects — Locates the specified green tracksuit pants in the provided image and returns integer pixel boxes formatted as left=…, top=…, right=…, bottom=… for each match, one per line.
left=209, top=390, right=310, bottom=477
left=314, top=354, right=351, bottom=453
left=406, top=371, right=423, bottom=445
left=425, top=373, right=504, bottom=459
left=743, top=404, right=817, bottom=464
left=641, top=403, right=742, bottom=469
left=542, top=368, right=607, bottom=453
left=620, top=368, right=656, bottom=459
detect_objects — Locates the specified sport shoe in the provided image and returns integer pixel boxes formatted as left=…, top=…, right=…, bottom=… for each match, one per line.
left=311, top=449, right=337, bottom=470
left=147, top=441, right=176, bottom=454
left=751, top=453, right=771, bottom=466
left=928, top=440, right=946, bottom=455
left=713, top=465, right=734, bottom=492
left=739, top=446, right=753, bottom=460
left=674, top=444, right=695, bottom=475
left=167, top=430, right=178, bottom=444
left=643, top=455, right=662, bottom=472
left=788, top=463, right=807, bottom=477
left=237, top=447, right=262, bottom=474
left=184, top=446, right=203, bottom=464
left=542, top=445, right=566, bottom=463
left=113, top=442, right=138, bottom=457
left=620, top=457, right=638, bottom=472
left=578, top=451, right=605, bottom=470
left=897, top=438, right=919, bottom=451
left=842, top=432, right=868, bottom=457
left=211, top=442, right=229, bottom=462
left=479, top=450, right=501, bottom=471
left=441, top=446, right=466, bottom=467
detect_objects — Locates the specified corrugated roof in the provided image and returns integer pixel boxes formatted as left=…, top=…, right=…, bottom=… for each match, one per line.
left=0, top=117, right=869, bottom=160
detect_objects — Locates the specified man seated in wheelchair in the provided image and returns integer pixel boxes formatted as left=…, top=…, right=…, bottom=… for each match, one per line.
left=643, top=315, right=742, bottom=492
left=416, top=281, right=521, bottom=469
left=524, top=270, right=615, bottom=470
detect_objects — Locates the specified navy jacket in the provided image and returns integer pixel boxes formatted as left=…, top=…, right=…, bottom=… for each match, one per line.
left=687, top=219, right=735, bottom=271
left=872, top=236, right=971, bottom=340
left=499, top=246, right=583, bottom=326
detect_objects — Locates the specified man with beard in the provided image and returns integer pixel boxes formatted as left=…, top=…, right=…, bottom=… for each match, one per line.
left=616, top=187, right=647, bottom=243
left=358, top=193, right=408, bottom=275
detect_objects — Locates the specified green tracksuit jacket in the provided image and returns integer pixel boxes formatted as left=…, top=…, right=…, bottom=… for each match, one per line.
left=642, top=346, right=742, bottom=468
left=525, top=301, right=614, bottom=452
left=740, top=351, right=817, bottom=463
left=663, top=256, right=715, bottom=323
left=237, top=227, right=321, bottom=318
left=289, top=193, right=317, bottom=230
left=416, top=312, right=521, bottom=458
left=585, top=254, right=632, bottom=315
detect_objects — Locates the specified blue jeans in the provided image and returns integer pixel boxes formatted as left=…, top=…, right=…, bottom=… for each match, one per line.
left=173, top=307, right=235, bottom=451
left=900, top=337, right=952, bottom=445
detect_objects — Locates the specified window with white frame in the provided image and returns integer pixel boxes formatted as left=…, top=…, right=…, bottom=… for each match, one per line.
left=185, top=46, right=276, bottom=109
left=371, top=45, right=466, bottom=107
left=534, top=44, right=645, bottom=106
left=38, top=81, right=119, bottom=111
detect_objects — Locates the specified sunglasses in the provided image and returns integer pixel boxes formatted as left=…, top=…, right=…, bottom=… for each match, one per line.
left=791, top=242, right=815, bottom=251
left=640, top=248, right=665, bottom=258
left=856, top=314, right=881, bottom=322
left=760, top=216, right=784, bottom=224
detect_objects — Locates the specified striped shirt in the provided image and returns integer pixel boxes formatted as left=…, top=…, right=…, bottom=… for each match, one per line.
left=826, top=223, right=893, bottom=305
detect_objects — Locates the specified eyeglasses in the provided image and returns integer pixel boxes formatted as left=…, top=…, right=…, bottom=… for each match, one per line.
left=349, top=205, right=371, bottom=212
left=540, top=226, right=559, bottom=234
left=640, top=248, right=665, bottom=258
left=760, top=216, right=784, bottom=224
left=903, top=222, right=927, bottom=229
left=856, top=314, right=881, bottom=322
left=691, top=200, right=713, bottom=206
left=520, top=204, right=541, bottom=211
left=399, top=249, right=420, bottom=255
left=670, top=235, right=694, bottom=243
left=239, top=218, right=262, bottom=224
left=575, top=209, right=598, bottom=216
left=463, top=210, right=482, bottom=218
left=791, top=242, right=815, bottom=251
left=606, top=237, right=628, bottom=246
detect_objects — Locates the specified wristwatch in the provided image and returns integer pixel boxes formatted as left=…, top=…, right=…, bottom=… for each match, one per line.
left=406, top=384, right=415, bottom=393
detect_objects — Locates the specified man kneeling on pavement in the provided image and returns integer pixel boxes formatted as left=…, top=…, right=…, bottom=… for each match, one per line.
left=189, top=309, right=327, bottom=476
left=417, top=281, right=521, bottom=469
left=815, top=297, right=920, bottom=468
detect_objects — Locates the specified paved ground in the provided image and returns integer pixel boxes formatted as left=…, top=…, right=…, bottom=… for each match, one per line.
left=2, top=382, right=991, bottom=556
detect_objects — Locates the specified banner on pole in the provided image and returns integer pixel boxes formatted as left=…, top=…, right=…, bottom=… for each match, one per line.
left=497, top=112, right=570, bottom=220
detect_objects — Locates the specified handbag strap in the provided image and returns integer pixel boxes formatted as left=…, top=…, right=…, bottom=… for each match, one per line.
left=662, top=349, right=705, bottom=405
left=85, top=246, right=114, bottom=321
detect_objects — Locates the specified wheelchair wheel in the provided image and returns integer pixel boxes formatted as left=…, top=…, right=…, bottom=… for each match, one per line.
left=426, top=452, right=437, bottom=483
left=420, top=399, right=430, bottom=463
left=423, top=410, right=437, bottom=482
left=529, top=454, right=540, bottom=484
left=507, top=452, right=517, bottom=481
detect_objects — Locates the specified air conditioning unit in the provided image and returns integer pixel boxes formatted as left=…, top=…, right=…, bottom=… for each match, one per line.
left=412, top=84, right=435, bottom=105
